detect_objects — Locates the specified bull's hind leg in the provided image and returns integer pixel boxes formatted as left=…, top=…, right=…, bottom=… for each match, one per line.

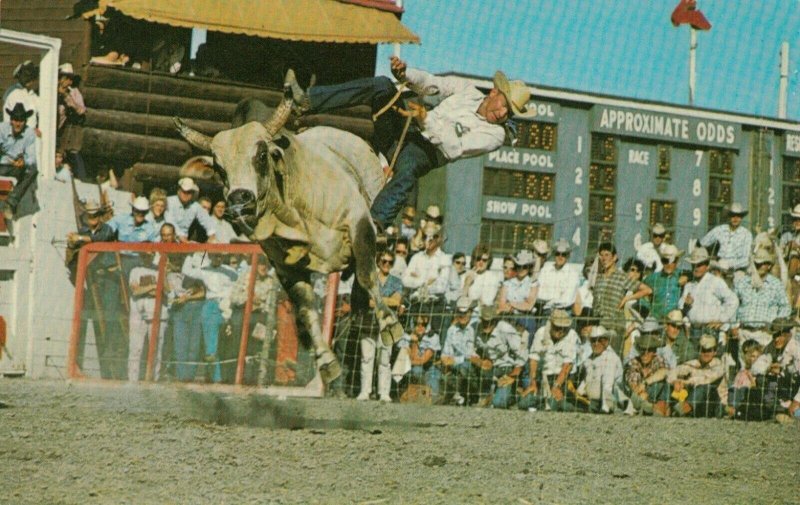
left=352, top=218, right=404, bottom=346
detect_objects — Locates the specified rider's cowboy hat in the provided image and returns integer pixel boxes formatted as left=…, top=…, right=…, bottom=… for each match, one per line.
left=493, top=71, right=529, bottom=117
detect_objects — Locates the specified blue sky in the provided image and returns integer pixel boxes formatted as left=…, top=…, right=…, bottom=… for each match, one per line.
left=377, top=0, right=800, bottom=120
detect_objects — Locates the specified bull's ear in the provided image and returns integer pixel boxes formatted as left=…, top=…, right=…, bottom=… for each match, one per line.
left=273, top=135, right=291, bottom=150
left=179, top=155, right=216, bottom=180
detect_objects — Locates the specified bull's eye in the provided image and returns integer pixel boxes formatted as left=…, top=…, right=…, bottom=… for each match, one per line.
left=254, top=142, right=270, bottom=175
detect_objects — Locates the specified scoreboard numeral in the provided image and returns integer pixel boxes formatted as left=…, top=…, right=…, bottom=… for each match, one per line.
left=635, top=203, right=643, bottom=221
left=768, top=187, right=775, bottom=206
left=692, top=179, right=702, bottom=197
left=572, top=227, right=581, bottom=246
left=693, top=208, right=702, bottom=226
left=574, top=167, right=583, bottom=185
left=574, top=197, right=583, bottom=216
left=695, top=150, right=704, bottom=167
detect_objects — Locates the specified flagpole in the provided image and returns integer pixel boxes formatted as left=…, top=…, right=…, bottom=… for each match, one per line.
left=689, top=27, right=696, bottom=105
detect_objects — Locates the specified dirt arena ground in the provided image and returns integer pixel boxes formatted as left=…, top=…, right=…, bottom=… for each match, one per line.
left=2, top=379, right=798, bottom=505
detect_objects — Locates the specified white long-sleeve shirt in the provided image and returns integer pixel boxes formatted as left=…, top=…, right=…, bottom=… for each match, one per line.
left=402, top=248, right=451, bottom=299
left=536, top=262, right=580, bottom=308
left=579, top=348, right=623, bottom=413
left=466, top=269, right=501, bottom=308
left=679, top=273, right=739, bottom=326
left=404, top=68, right=506, bottom=162
left=528, top=325, right=580, bottom=376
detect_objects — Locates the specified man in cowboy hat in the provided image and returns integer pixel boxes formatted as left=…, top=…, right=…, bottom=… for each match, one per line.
left=3, top=60, right=39, bottom=129
left=109, top=196, right=158, bottom=244
left=636, top=222, right=668, bottom=273
left=0, top=102, right=38, bottom=220
left=679, top=246, right=738, bottom=338
left=470, top=305, right=525, bottom=408
left=57, top=62, right=86, bottom=131
left=668, top=334, right=725, bottom=417
left=643, top=243, right=684, bottom=320
left=699, top=202, right=753, bottom=271
left=285, top=57, right=530, bottom=230
left=780, top=203, right=800, bottom=253
left=536, top=238, right=581, bottom=315
left=164, top=176, right=217, bottom=243
left=624, top=332, right=671, bottom=416
left=733, top=248, right=791, bottom=348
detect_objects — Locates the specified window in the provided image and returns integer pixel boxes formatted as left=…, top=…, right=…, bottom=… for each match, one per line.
left=507, top=120, right=557, bottom=151
left=650, top=200, right=676, bottom=237
left=707, top=150, right=734, bottom=226
left=482, top=168, right=555, bottom=201
left=657, top=145, right=670, bottom=179
left=479, top=219, right=552, bottom=256
left=588, top=134, right=618, bottom=248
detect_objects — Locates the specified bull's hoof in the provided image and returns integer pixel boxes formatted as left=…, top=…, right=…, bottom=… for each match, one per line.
left=316, top=351, right=342, bottom=384
left=380, top=320, right=404, bottom=346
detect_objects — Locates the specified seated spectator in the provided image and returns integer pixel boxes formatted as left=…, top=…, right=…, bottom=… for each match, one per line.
left=54, top=149, right=72, bottom=183
left=127, top=251, right=168, bottom=382
left=668, top=334, right=725, bottom=418
left=536, top=239, right=580, bottom=315
left=397, top=315, right=442, bottom=401
left=444, top=252, right=467, bottom=307
left=497, top=249, right=538, bottom=338
left=462, top=243, right=501, bottom=311
left=210, top=200, right=238, bottom=244
left=356, top=251, right=403, bottom=402
left=146, top=188, right=168, bottom=227
left=0, top=103, right=37, bottom=220
left=624, top=333, right=670, bottom=416
left=642, top=244, right=683, bottom=321
left=575, top=326, right=624, bottom=414
left=3, top=61, right=38, bottom=130
left=501, top=255, right=515, bottom=282
left=402, top=222, right=450, bottom=334
left=469, top=306, right=525, bottom=409
left=439, top=297, right=476, bottom=405
left=518, top=310, right=580, bottom=412
left=389, top=236, right=410, bottom=277
left=165, top=177, right=217, bottom=243
left=725, top=339, right=764, bottom=420
left=574, top=259, right=595, bottom=318
left=661, top=309, right=695, bottom=368
left=198, top=195, right=212, bottom=214
left=751, top=318, right=800, bottom=423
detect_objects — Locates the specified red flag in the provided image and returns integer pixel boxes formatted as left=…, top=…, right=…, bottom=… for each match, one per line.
left=671, top=0, right=712, bottom=30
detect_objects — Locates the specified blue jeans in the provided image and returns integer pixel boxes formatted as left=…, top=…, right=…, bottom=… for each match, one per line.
left=491, top=366, right=517, bottom=409
left=172, top=300, right=203, bottom=381
left=409, top=365, right=442, bottom=400
left=201, top=300, right=223, bottom=383
left=0, top=163, right=37, bottom=210
left=308, top=76, right=442, bottom=228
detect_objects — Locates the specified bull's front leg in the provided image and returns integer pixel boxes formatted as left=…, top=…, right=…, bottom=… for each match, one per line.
left=287, top=281, right=341, bottom=384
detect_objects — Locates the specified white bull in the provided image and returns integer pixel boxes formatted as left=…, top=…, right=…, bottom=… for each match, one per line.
left=174, top=86, right=403, bottom=385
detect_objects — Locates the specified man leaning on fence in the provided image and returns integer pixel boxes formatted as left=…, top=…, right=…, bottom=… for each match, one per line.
left=751, top=318, right=800, bottom=423
left=679, top=247, right=738, bottom=340
left=438, top=296, right=476, bottom=406
left=668, top=334, right=725, bottom=418
left=624, top=333, right=671, bottom=416
left=470, top=305, right=525, bottom=409
left=575, top=326, right=625, bottom=414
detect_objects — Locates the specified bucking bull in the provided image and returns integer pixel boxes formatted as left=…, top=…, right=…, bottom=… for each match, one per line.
left=173, top=75, right=403, bottom=384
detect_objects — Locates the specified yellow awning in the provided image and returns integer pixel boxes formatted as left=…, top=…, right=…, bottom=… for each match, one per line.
left=94, top=0, right=420, bottom=44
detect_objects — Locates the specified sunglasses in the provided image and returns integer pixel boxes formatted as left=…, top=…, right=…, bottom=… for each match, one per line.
left=660, top=257, right=674, bottom=264
left=476, top=256, right=490, bottom=262
left=395, top=249, right=408, bottom=255
left=379, top=258, right=393, bottom=265
left=415, top=321, right=428, bottom=327
left=554, top=252, right=568, bottom=257
left=700, top=348, right=716, bottom=353
left=653, top=233, right=666, bottom=238
left=402, top=215, right=414, bottom=220
left=425, top=234, right=440, bottom=241
left=515, top=264, right=529, bottom=270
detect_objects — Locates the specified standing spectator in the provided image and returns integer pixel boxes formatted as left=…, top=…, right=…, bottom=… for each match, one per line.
left=576, top=326, right=625, bottom=414
left=109, top=196, right=158, bottom=243
left=624, top=333, right=671, bottom=416
left=159, top=222, right=177, bottom=243
left=439, top=297, right=476, bottom=405
left=56, top=63, right=88, bottom=180
left=536, top=239, right=580, bottom=315
left=679, top=247, right=739, bottom=340
left=146, top=188, right=168, bottom=227
left=3, top=61, right=38, bottom=130
left=0, top=103, right=37, bottom=220
left=699, top=203, right=753, bottom=272
left=530, top=239, right=550, bottom=280
left=411, top=205, right=444, bottom=253
left=518, top=310, right=580, bottom=412
left=779, top=204, right=800, bottom=259
left=127, top=251, right=168, bottom=382
left=635, top=223, right=667, bottom=273
left=167, top=254, right=205, bottom=382
left=469, top=306, right=525, bottom=409
left=497, top=249, right=538, bottom=338
left=592, top=242, right=652, bottom=353
left=444, top=252, right=467, bottom=307
left=668, top=334, right=725, bottom=417
left=356, top=251, right=403, bottom=402
left=183, top=253, right=238, bottom=383
left=622, top=257, right=648, bottom=318
left=165, top=177, right=217, bottom=242
left=751, top=318, right=800, bottom=422
left=389, top=236, right=410, bottom=277
left=643, top=244, right=683, bottom=321
left=462, top=244, right=501, bottom=310
left=67, top=200, right=126, bottom=379
left=398, top=205, right=417, bottom=242
left=402, top=223, right=450, bottom=334
left=734, top=248, right=791, bottom=348
left=210, top=200, right=238, bottom=244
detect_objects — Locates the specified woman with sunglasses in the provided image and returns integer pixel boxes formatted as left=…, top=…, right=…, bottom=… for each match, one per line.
left=462, top=244, right=501, bottom=313
left=497, top=249, right=539, bottom=339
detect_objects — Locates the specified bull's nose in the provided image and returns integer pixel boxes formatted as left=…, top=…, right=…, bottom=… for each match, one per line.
left=227, top=189, right=256, bottom=208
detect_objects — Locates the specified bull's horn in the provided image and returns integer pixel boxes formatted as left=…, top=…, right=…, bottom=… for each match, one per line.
left=263, top=96, right=293, bottom=137
left=173, top=117, right=212, bottom=152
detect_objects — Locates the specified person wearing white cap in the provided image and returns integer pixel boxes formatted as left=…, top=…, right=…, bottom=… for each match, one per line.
left=469, top=305, right=525, bottom=409
left=57, top=62, right=86, bottom=131
left=667, top=334, right=724, bottom=417
left=642, top=244, right=683, bottom=321
left=439, top=296, right=476, bottom=405
left=679, top=246, right=739, bottom=338
left=699, top=202, right=753, bottom=271
left=536, top=239, right=581, bottom=315
left=164, top=176, right=217, bottom=242
left=635, top=223, right=668, bottom=273
left=286, top=56, right=530, bottom=230
left=576, top=326, right=624, bottom=414
left=733, top=248, right=791, bottom=348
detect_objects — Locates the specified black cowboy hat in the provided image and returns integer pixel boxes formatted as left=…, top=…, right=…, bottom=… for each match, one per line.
left=5, top=103, right=33, bottom=121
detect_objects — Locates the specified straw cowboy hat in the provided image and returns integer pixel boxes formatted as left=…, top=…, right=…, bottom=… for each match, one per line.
left=553, top=238, right=572, bottom=255
left=131, top=196, right=150, bottom=213
left=550, top=309, right=572, bottom=328
left=659, top=243, right=684, bottom=263
left=752, top=248, right=774, bottom=265
left=790, top=204, right=800, bottom=219
left=493, top=71, right=530, bottom=117
left=686, top=246, right=710, bottom=264
left=725, top=202, right=748, bottom=217
left=651, top=223, right=666, bottom=235
left=513, top=249, right=535, bottom=266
